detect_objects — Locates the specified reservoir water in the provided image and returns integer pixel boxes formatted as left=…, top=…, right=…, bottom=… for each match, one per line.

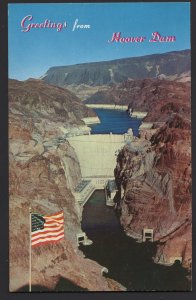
left=90, top=108, right=142, bottom=135
left=80, top=108, right=191, bottom=291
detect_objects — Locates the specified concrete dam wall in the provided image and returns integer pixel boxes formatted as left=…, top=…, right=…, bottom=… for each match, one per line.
left=67, top=134, right=127, bottom=178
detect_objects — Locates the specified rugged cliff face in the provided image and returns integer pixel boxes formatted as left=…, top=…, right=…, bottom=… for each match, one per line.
left=9, top=79, right=96, bottom=122
left=115, top=114, right=191, bottom=271
left=42, top=50, right=190, bottom=100
left=9, top=79, right=123, bottom=291
left=85, top=79, right=191, bottom=118
left=43, top=50, right=190, bottom=87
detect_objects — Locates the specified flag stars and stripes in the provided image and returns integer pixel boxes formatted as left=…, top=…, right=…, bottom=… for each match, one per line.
left=31, top=211, right=64, bottom=247
left=31, top=213, right=45, bottom=232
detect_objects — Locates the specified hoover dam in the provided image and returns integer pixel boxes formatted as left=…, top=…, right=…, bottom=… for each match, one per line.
left=67, top=133, right=133, bottom=178
left=67, top=132, right=133, bottom=207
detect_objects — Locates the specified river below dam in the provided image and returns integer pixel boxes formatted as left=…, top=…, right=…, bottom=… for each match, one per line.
left=89, top=108, right=142, bottom=135
left=79, top=108, right=190, bottom=291
left=80, top=190, right=190, bottom=291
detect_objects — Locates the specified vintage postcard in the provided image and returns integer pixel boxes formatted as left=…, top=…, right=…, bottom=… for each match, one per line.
left=8, top=2, right=191, bottom=292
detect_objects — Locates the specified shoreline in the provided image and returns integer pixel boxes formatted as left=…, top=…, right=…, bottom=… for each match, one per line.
left=85, top=104, right=128, bottom=111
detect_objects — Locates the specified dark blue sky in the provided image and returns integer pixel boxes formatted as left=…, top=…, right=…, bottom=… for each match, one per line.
left=8, top=3, right=190, bottom=80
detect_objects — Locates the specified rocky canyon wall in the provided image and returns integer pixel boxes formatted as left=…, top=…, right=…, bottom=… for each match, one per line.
left=9, top=79, right=124, bottom=291
left=115, top=113, right=191, bottom=272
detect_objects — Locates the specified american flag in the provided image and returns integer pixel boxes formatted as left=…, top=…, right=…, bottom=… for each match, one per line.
left=31, top=211, right=64, bottom=247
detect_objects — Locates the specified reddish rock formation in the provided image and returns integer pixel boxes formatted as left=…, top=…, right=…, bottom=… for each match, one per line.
left=115, top=111, right=191, bottom=273
left=86, top=76, right=192, bottom=277
left=86, top=79, right=191, bottom=121
left=9, top=79, right=96, bottom=123
left=9, top=80, right=124, bottom=291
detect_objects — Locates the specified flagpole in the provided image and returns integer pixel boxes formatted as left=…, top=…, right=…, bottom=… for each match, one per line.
left=29, top=207, right=32, bottom=292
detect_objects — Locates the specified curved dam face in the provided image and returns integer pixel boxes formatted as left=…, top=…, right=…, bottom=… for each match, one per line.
left=67, top=134, right=127, bottom=178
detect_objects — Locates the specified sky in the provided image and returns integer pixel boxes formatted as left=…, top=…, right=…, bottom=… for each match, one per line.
left=8, top=2, right=190, bottom=81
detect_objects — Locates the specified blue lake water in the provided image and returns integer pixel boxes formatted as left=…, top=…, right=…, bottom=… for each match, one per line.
left=90, top=109, right=142, bottom=136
